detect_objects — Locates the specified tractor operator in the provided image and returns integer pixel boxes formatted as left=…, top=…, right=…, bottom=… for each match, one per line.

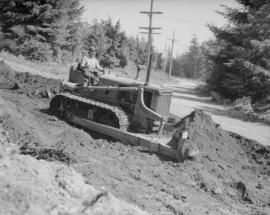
left=78, top=46, right=105, bottom=85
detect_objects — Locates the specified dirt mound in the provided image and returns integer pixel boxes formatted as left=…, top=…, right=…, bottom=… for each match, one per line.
left=0, top=61, right=61, bottom=98
left=172, top=110, right=254, bottom=164
left=171, top=110, right=270, bottom=207
left=0, top=125, right=149, bottom=215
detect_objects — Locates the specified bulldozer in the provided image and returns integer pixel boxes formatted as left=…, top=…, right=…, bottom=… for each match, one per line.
left=49, top=64, right=193, bottom=162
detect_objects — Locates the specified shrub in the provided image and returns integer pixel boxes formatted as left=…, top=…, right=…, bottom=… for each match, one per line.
left=20, top=39, right=53, bottom=62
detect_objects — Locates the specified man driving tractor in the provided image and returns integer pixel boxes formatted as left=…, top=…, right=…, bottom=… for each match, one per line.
left=78, top=46, right=105, bottom=85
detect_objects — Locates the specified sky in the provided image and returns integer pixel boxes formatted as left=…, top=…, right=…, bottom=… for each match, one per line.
left=81, top=0, right=240, bottom=56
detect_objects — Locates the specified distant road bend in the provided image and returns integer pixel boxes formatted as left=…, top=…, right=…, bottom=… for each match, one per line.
left=168, top=79, right=270, bottom=146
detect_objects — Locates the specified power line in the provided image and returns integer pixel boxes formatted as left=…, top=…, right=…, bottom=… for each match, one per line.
left=175, top=18, right=225, bottom=23
left=159, top=17, right=225, bottom=23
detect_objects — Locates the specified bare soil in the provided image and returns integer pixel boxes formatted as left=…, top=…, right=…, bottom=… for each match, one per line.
left=0, top=62, right=269, bottom=215
left=0, top=126, right=149, bottom=215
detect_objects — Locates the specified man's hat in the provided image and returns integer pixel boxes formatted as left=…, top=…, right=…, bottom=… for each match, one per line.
left=89, top=46, right=97, bottom=52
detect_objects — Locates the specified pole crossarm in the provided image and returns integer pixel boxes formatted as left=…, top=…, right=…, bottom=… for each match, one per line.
left=139, top=32, right=161, bottom=35
left=140, top=11, right=163, bottom=14
left=139, top=27, right=162, bottom=30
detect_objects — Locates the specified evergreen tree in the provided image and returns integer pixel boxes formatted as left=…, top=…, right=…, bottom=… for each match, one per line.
left=206, top=0, right=270, bottom=101
left=84, top=19, right=149, bottom=68
left=0, top=0, right=84, bottom=61
left=187, top=35, right=200, bottom=78
left=168, top=35, right=208, bottom=80
left=84, top=19, right=124, bottom=67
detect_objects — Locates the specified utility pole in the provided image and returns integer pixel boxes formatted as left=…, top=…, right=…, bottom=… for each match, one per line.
left=163, top=43, right=168, bottom=73
left=139, top=0, right=163, bottom=85
left=135, top=35, right=140, bottom=80
left=168, top=30, right=179, bottom=78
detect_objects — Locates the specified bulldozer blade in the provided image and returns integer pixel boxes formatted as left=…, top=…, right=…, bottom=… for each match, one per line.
left=70, top=115, right=178, bottom=160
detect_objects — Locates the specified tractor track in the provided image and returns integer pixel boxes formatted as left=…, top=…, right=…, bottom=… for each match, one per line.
left=50, top=92, right=130, bottom=130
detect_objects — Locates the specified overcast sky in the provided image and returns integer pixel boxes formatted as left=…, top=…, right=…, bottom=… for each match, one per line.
left=81, top=0, right=240, bottom=56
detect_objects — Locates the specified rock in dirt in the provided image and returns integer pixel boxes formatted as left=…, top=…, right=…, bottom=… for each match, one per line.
left=212, top=187, right=223, bottom=195
left=234, top=181, right=254, bottom=204
left=9, top=82, right=20, bottom=90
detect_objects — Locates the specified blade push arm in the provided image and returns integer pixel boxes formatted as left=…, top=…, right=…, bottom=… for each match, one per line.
left=134, top=87, right=164, bottom=134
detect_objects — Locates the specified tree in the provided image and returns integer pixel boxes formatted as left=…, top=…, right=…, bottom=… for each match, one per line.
left=167, top=35, right=209, bottom=80
left=84, top=19, right=150, bottom=69
left=0, top=0, right=84, bottom=61
left=84, top=19, right=126, bottom=68
left=186, top=35, right=200, bottom=78
left=206, top=0, right=270, bottom=101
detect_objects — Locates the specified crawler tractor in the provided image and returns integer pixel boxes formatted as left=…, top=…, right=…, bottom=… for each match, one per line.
left=50, top=66, right=192, bottom=162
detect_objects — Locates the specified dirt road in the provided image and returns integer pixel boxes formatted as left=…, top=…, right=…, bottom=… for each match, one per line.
left=168, top=79, right=270, bottom=146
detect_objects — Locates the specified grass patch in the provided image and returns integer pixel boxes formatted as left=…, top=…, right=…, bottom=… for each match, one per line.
left=0, top=51, right=69, bottom=80
left=0, top=51, right=182, bottom=86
